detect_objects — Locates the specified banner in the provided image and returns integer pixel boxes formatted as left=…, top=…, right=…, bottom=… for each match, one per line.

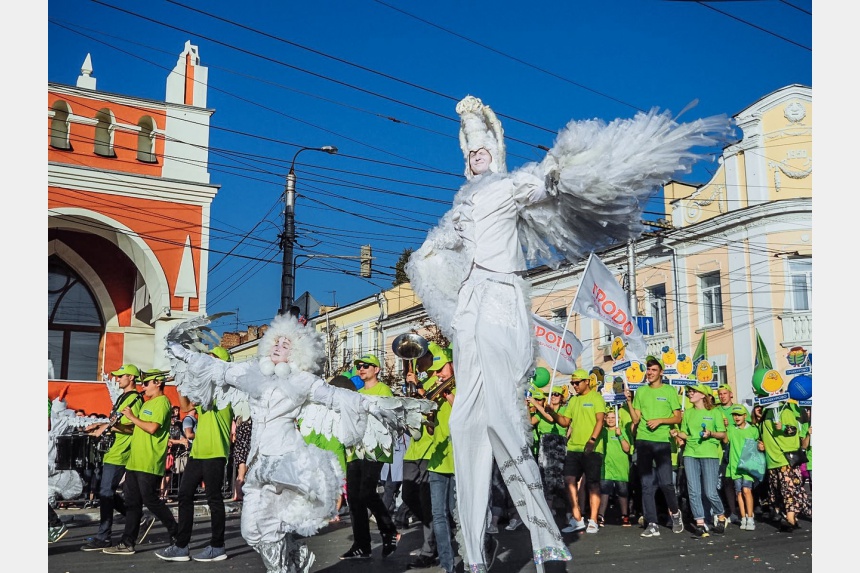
left=571, top=253, right=647, bottom=361
left=532, top=313, right=583, bottom=375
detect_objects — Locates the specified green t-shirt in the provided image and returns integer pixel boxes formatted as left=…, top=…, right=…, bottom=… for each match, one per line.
left=125, top=394, right=172, bottom=476
left=560, top=390, right=606, bottom=453
left=760, top=407, right=801, bottom=469
left=631, top=383, right=681, bottom=443
left=349, top=381, right=395, bottom=463
left=191, top=402, right=233, bottom=460
left=680, top=407, right=726, bottom=459
left=304, top=430, right=347, bottom=474
left=428, top=399, right=455, bottom=474
left=800, top=421, right=811, bottom=471
left=102, top=392, right=144, bottom=466
left=600, top=425, right=632, bottom=481
left=726, top=422, right=760, bottom=480
left=405, top=377, right=438, bottom=461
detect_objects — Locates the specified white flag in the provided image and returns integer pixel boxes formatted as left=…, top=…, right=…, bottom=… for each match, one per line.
left=571, top=253, right=647, bottom=361
left=532, top=313, right=583, bottom=375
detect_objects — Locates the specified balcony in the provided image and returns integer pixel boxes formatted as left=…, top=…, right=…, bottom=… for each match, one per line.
left=778, top=311, right=812, bottom=347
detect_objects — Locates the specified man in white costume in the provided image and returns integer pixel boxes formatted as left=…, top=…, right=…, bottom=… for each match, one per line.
left=410, top=96, right=571, bottom=572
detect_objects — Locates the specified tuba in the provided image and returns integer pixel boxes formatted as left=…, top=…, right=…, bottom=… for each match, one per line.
left=391, top=333, right=429, bottom=397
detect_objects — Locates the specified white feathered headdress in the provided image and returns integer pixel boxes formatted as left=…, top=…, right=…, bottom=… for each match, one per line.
left=457, top=95, right=506, bottom=179
left=257, top=313, right=326, bottom=377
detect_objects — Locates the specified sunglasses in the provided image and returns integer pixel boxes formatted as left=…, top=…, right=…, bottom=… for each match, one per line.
left=141, top=379, right=161, bottom=387
left=550, top=392, right=563, bottom=397
left=356, top=363, right=374, bottom=370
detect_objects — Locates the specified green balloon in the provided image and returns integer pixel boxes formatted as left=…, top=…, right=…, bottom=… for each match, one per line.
left=532, top=367, right=551, bottom=388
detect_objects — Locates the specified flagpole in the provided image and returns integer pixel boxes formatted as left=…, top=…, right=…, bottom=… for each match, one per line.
left=549, top=253, right=594, bottom=382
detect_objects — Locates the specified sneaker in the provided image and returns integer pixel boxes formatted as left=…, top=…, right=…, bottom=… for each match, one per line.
left=641, top=523, right=660, bottom=537
left=671, top=510, right=684, bottom=534
left=340, top=546, right=371, bottom=560
left=103, top=542, right=136, bottom=555
left=713, top=516, right=727, bottom=534
left=381, top=532, right=400, bottom=558
left=745, top=517, right=755, bottom=531
left=621, top=515, right=631, bottom=527
left=138, top=515, right=157, bottom=544
left=740, top=516, right=748, bottom=531
left=155, top=544, right=191, bottom=562
left=637, top=515, right=645, bottom=527
left=49, top=524, right=69, bottom=543
left=486, top=523, right=499, bottom=534
left=81, top=538, right=112, bottom=551
left=597, top=515, right=605, bottom=528
left=586, top=519, right=599, bottom=534
left=693, top=523, right=710, bottom=537
left=561, top=517, right=586, bottom=533
left=192, top=545, right=228, bottom=562
left=505, top=517, right=523, bottom=531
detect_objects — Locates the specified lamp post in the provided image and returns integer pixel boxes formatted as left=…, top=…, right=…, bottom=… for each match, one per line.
left=280, top=145, right=338, bottom=315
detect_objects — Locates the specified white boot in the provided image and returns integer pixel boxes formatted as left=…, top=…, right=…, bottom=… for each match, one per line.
left=739, top=516, right=747, bottom=530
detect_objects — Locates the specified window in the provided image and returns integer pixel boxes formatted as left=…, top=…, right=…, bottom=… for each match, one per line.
left=50, top=101, right=72, bottom=149
left=647, top=284, right=668, bottom=334
left=94, top=108, right=115, bottom=157
left=49, top=255, right=104, bottom=380
left=137, top=116, right=157, bottom=162
left=700, top=272, right=723, bottom=326
left=712, top=365, right=728, bottom=386
left=789, top=258, right=811, bottom=311
left=551, top=307, right=568, bottom=328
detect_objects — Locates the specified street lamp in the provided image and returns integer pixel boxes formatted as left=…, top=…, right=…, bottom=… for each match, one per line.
left=280, top=145, right=338, bottom=316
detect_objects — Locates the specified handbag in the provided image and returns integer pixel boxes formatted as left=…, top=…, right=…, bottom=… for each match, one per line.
left=783, top=448, right=808, bottom=469
left=737, top=438, right=766, bottom=482
left=173, top=451, right=189, bottom=474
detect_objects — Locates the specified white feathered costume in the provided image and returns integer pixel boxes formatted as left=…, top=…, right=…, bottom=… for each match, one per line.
left=406, top=95, right=731, bottom=571
left=48, top=397, right=109, bottom=506
left=166, top=314, right=434, bottom=573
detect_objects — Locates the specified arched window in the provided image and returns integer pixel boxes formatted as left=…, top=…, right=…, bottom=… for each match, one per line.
left=137, top=116, right=157, bottom=163
left=48, top=255, right=104, bottom=380
left=50, top=101, right=72, bottom=150
left=94, top=108, right=116, bottom=157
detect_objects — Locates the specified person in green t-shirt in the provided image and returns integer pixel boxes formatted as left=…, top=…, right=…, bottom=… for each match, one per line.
left=80, top=364, right=144, bottom=552
left=156, top=346, right=234, bottom=563
left=628, top=355, right=684, bottom=538
left=530, top=385, right=567, bottom=518
left=598, top=408, right=633, bottom=526
left=103, top=370, right=178, bottom=556
left=670, top=384, right=728, bottom=537
left=340, top=353, right=400, bottom=561
left=715, top=384, right=740, bottom=523
left=725, top=404, right=760, bottom=531
left=546, top=369, right=606, bottom=535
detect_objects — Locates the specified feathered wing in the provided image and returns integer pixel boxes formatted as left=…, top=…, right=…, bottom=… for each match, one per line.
left=299, top=389, right=436, bottom=460
left=405, top=210, right=471, bottom=339
left=517, top=108, right=733, bottom=268
left=165, top=312, right=235, bottom=354
left=104, top=373, right=123, bottom=404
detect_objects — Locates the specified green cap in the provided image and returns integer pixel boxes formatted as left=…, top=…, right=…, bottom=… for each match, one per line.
left=686, top=383, right=713, bottom=396
left=111, top=364, right=140, bottom=379
left=354, top=353, right=380, bottom=368
left=528, top=388, right=545, bottom=400
left=571, top=368, right=589, bottom=381
left=645, top=355, right=664, bottom=370
left=730, top=404, right=749, bottom=416
left=209, top=346, right=231, bottom=362
left=425, top=342, right=451, bottom=372
left=718, top=384, right=732, bottom=392
left=142, top=368, right=167, bottom=383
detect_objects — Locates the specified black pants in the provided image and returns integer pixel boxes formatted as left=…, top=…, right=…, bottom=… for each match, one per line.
left=176, top=457, right=227, bottom=548
left=121, top=470, right=178, bottom=547
left=49, top=504, right=63, bottom=527
left=402, top=459, right=436, bottom=557
left=346, top=459, right=397, bottom=551
left=635, top=440, right=679, bottom=526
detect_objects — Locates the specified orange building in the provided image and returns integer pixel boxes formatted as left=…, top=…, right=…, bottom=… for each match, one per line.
left=48, top=42, right=218, bottom=414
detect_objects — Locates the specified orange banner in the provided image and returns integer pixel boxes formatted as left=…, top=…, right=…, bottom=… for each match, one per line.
left=47, top=381, right=181, bottom=417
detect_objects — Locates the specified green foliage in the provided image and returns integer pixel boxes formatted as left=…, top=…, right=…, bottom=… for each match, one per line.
left=393, top=248, right=413, bottom=286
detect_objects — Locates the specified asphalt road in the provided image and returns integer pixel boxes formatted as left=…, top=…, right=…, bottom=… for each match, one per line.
left=48, top=506, right=812, bottom=573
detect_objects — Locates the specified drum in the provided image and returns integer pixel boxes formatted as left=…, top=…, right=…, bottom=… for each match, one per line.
left=55, top=434, right=94, bottom=471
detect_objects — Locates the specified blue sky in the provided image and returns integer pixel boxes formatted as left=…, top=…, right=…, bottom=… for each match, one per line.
left=47, top=0, right=812, bottom=332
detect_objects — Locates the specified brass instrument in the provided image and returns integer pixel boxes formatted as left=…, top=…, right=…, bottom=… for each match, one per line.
left=391, top=333, right=429, bottom=397
left=425, top=375, right=456, bottom=405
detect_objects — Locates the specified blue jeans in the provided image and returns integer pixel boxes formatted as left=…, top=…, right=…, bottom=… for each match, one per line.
left=96, top=463, right=126, bottom=541
left=429, top=472, right=457, bottom=573
left=684, top=456, right=724, bottom=521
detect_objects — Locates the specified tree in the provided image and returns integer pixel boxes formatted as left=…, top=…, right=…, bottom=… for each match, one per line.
left=392, top=248, right=413, bottom=287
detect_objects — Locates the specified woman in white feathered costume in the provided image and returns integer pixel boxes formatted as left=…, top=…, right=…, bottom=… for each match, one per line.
left=406, top=95, right=731, bottom=572
left=167, top=313, right=431, bottom=573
